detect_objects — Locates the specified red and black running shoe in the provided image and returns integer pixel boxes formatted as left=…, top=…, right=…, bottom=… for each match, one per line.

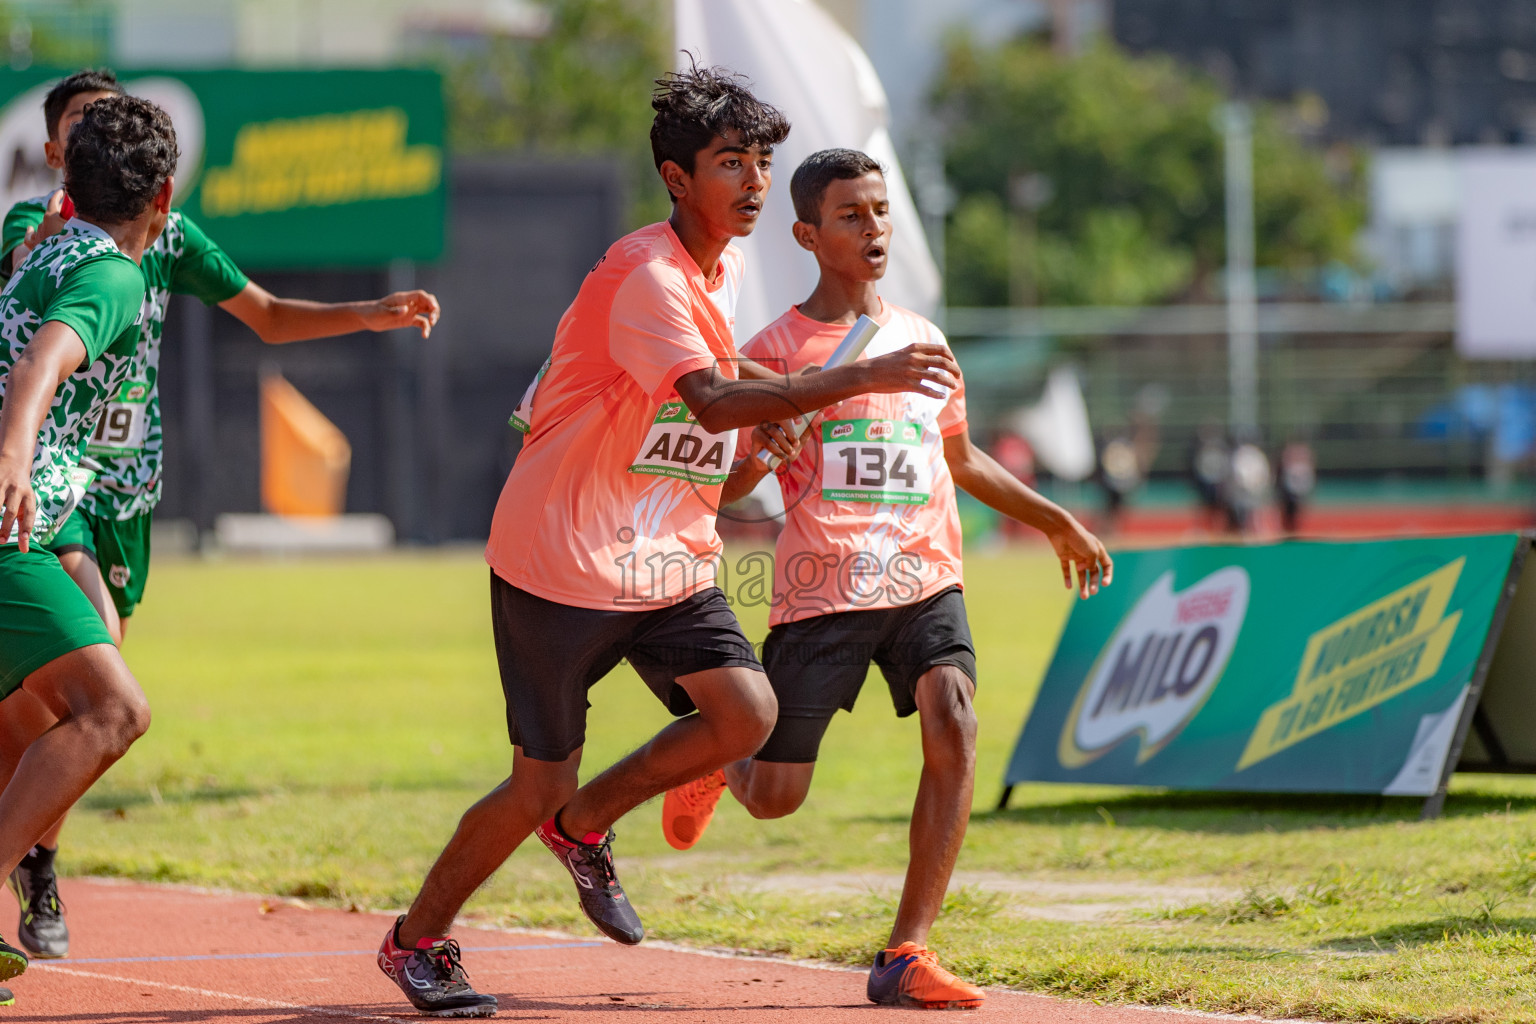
left=534, top=816, right=644, bottom=945
left=377, top=916, right=497, bottom=1018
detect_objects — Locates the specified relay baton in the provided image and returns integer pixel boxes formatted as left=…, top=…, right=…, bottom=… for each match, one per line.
left=757, top=313, right=882, bottom=470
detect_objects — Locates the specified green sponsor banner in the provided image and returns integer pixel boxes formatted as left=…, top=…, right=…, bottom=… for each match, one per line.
left=0, top=68, right=444, bottom=267
left=1005, top=534, right=1524, bottom=799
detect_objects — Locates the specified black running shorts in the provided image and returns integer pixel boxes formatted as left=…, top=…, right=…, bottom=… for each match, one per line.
left=489, top=572, right=763, bottom=761
left=754, top=586, right=977, bottom=764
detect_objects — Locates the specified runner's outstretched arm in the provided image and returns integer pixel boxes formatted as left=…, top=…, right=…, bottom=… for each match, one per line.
left=218, top=281, right=441, bottom=343
left=675, top=341, right=958, bottom=435
left=943, top=428, right=1113, bottom=598
left=0, top=323, right=89, bottom=552
left=720, top=421, right=801, bottom=507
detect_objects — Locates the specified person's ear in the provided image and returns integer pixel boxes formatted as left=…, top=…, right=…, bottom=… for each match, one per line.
left=659, top=159, right=689, bottom=202
left=43, top=138, right=64, bottom=171
left=155, top=175, right=174, bottom=214
left=792, top=219, right=818, bottom=253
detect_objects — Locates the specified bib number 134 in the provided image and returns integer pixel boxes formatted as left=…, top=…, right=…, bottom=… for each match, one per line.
left=821, top=419, right=930, bottom=505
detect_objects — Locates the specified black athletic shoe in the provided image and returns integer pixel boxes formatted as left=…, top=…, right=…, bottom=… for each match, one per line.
left=0, top=935, right=27, bottom=983
left=534, top=817, right=644, bottom=944
left=0, top=985, right=13, bottom=1005
left=8, top=864, right=66, bottom=959
left=377, top=917, right=497, bottom=1018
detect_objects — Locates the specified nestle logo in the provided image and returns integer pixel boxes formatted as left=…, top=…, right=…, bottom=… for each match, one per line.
left=1177, top=589, right=1233, bottom=624
left=866, top=421, right=894, bottom=440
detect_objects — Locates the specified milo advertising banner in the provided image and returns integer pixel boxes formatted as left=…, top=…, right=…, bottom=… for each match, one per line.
left=1004, top=534, right=1536, bottom=816
left=0, top=68, right=443, bottom=267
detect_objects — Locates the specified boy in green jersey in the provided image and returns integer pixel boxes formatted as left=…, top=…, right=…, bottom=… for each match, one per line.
left=0, top=68, right=443, bottom=961
left=0, top=94, right=179, bottom=988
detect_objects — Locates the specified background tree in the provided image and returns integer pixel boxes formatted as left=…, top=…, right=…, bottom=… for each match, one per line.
left=934, top=38, right=1364, bottom=307
left=444, top=0, right=671, bottom=226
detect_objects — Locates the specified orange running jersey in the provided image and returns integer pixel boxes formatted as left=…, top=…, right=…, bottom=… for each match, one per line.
left=486, top=221, right=745, bottom=610
left=739, top=302, right=968, bottom=627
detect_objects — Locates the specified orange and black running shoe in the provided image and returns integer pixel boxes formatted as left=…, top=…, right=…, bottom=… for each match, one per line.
left=661, top=769, right=727, bottom=851
left=866, top=942, right=985, bottom=1010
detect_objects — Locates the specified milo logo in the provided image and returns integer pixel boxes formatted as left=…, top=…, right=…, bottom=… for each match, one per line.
left=1058, top=567, right=1250, bottom=767
left=901, top=424, right=919, bottom=442
left=866, top=420, right=894, bottom=440
left=830, top=423, right=855, bottom=440
left=658, top=402, right=682, bottom=420
left=125, top=383, right=147, bottom=401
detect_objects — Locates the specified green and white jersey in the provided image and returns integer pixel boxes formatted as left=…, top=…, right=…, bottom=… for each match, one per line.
left=4, top=201, right=249, bottom=519
left=0, top=220, right=145, bottom=544
left=0, top=193, right=48, bottom=271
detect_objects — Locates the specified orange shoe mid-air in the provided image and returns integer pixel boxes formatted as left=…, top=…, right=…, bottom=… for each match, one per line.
left=661, top=769, right=728, bottom=850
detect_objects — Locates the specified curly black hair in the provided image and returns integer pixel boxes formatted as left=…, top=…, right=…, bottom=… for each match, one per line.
left=65, top=95, right=179, bottom=224
left=43, top=68, right=123, bottom=140
left=790, top=148, right=886, bottom=225
left=650, top=59, right=790, bottom=177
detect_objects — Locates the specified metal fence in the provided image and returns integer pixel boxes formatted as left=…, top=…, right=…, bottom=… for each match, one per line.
left=944, top=303, right=1536, bottom=478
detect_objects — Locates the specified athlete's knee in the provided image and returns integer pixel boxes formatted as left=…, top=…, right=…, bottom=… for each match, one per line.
left=87, top=686, right=151, bottom=758
left=918, top=667, right=977, bottom=754
left=742, top=783, right=807, bottom=819
left=732, top=760, right=812, bottom=819
left=505, top=751, right=581, bottom=822
left=727, top=699, right=778, bottom=760
left=697, top=671, right=778, bottom=757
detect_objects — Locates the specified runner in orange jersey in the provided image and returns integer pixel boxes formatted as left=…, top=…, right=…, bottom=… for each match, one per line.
left=663, top=148, right=1113, bottom=1011
left=377, top=74, right=961, bottom=1018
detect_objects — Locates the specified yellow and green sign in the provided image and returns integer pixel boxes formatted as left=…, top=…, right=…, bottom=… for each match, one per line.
left=0, top=68, right=444, bottom=267
left=1006, top=534, right=1525, bottom=804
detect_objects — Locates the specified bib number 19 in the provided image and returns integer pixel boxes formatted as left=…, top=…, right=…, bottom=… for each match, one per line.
left=86, top=379, right=150, bottom=456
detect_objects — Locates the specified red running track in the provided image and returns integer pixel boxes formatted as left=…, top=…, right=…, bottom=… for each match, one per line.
left=0, top=879, right=1286, bottom=1023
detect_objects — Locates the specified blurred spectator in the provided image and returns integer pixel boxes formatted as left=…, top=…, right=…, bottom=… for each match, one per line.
left=991, top=430, right=1036, bottom=485
left=991, top=431, right=1038, bottom=542
left=1094, top=384, right=1166, bottom=535
left=1189, top=423, right=1230, bottom=532
left=1225, top=435, right=1273, bottom=534
left=1277, top=440, right=1316, bottom=535
left=1099, top=433, right=1142, bottom=533
left=1131, top=383, right=1168, bottom=472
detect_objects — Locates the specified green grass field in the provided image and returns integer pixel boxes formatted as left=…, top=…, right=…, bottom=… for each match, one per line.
left=54, top=548, right=1536, bottom=1023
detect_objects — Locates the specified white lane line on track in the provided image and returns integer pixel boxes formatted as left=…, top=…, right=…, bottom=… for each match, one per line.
left=29, top=963, right=420, bottom=1023
left=502, top=931, right=1321, bottom=1023
left=65, top=882, right=1323, bottom=1024
left=59, top=942, right=601, bottom=964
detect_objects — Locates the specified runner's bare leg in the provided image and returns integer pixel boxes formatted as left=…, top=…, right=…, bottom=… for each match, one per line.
left=559, top=666, right=775, bottom=836
left=398, top=747, right=581, bottom=947
left=888, top=665, right=976, bottom=947
left=0, top=645, right=149, bottom=880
